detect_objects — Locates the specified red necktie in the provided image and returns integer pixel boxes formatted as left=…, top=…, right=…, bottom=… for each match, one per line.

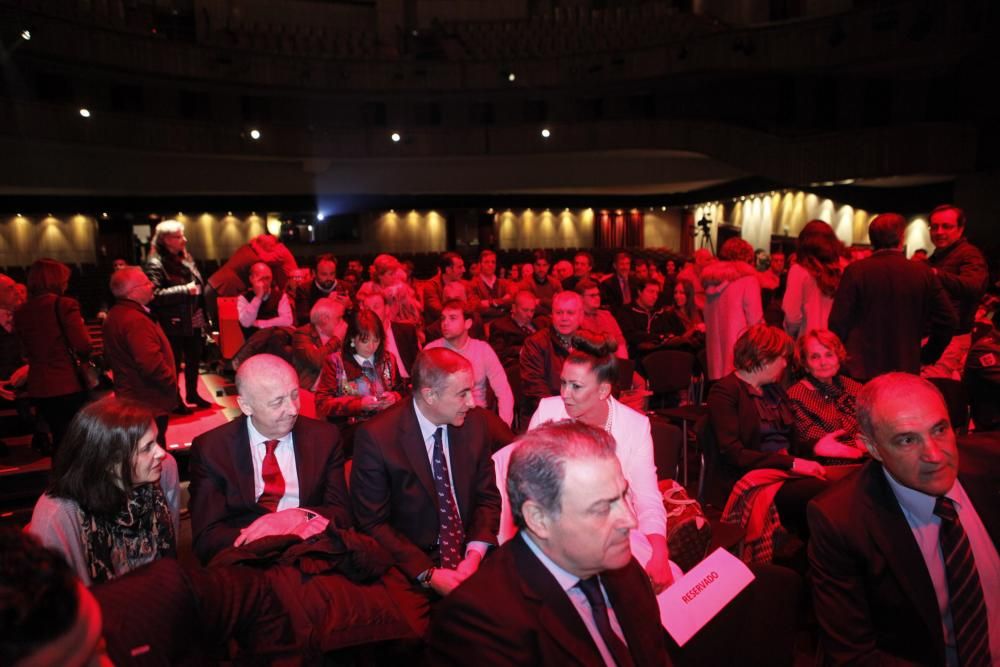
left=258, top=439, right=285, bottom=512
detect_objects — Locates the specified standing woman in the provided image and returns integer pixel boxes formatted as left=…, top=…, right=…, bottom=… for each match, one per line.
left=144, top=219, right=212, bottom=410
left=701, top=238, right=763, bottom=380
left=782, top=220, right=846, bottom=339
left=14, top=258, right=93, bottom=451
left=28, top=397, right=179, bottom=585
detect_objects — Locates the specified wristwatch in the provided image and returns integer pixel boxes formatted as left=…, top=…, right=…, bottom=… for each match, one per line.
left=417, top=567, right=436, bottom=589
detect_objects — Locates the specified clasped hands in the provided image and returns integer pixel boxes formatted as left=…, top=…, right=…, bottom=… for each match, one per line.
left=233, top=508, right=329, bottom=547
left=428, top=551, right=482, bottom=596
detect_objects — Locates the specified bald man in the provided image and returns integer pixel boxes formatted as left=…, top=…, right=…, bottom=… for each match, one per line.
left=0, top=273, right=16, bottom=311
left=189, top=354, right=350, bottom=564
left=103, top=266, right=178, bottom=444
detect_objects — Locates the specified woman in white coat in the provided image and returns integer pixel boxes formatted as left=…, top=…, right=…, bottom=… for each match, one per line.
left=520, top=331, right=675, bottom=592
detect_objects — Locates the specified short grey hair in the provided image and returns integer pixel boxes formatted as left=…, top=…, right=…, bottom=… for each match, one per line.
left=109, top=266, right=143, bottom=298
left=234, top=353, right=296, bottom=397
left=552, top=290, right=583, bottom=310
left=856, top=372, right=946, bottom=440
left=411, top=348, right=472, bottom=394
left=309, top=297, right=344, bottom=326
left=507, top=420, right=617, bottom=530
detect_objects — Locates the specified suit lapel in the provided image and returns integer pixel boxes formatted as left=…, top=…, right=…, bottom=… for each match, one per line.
left=961, top=474, right=1000, bottom=549
left=862, top=464, right=942, bottom=645
left=233, top=417, right=258, bottom=509
left=604, top=564, right=655, bottom=664
left=402, top=402, right=437, bottom=504
left=511, top=536, right=605, bottom=666
left=447, top=422, right=471, bottom=517
left=292, top=420, right=312, bottom=503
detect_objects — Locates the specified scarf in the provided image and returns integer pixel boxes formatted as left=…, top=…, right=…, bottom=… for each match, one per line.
left=805, top=373, right=856, bottom=414
left=79, top=483, right=176, bottom=584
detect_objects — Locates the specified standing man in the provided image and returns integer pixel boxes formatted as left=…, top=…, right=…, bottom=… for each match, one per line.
left=601, top=251, right=635, bottom=311
left=425, top=299, right=514, bottom=427
left=427, top=420, right=669, bottom=666
left=808, top=373, right=998, bottom=665
left=922, top=205, right=990, bottom=379
left=829, top=213, right=957, bottom=381
left=103, top=267, right=178, bottom=445
left=237, top=262, right=294, bottom=339
left=350, top=348, right=502, bottom=632
left=188, top=354, right=350, bottom=564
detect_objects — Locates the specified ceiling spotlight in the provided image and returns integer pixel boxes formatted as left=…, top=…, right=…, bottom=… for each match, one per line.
left=391, top=132, right=401, bottom=143
left=100, top=212, right=109, bottom=219
left=507, top=72, right=516, bottom=82
left=20, top=29, right=31, bottom=41
left=541, top=128, right=551, bottom=138
left=79, top=108, right=91, bottom=118
left=316, top=212, right=325, bottom=221
left=249, top=128, right=261, bottom=140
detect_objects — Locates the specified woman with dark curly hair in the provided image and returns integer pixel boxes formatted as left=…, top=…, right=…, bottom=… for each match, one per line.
left=782, top=220, right=847, bottom=339
left=28, top=397, right=180, bottom=585
left=144, top=219, right=212, bottom=411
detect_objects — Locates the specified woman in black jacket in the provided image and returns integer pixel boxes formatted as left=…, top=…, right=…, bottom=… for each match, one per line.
left=144, top=220, right=212, bottom=411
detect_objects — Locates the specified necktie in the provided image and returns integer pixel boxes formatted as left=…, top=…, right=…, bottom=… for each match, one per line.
left=621, top=277, right=631, bottom=304
left=934, top=496, right=992, bottom=667
left=431, top=427, right=465, bottom=569
left=258, top=439, right=285, bottom=512
left=577, top=576, right=635, bottom=667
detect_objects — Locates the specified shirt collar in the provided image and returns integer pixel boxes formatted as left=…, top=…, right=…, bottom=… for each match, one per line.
left=521, top=531, right=581, bottom=593
left=246, top=416, right=293, bottom=450
left=413, top=399, right=444, bottom=443
left=882, top=466, right=961, bottom=523
left=353, top=353, right=375, bottom=367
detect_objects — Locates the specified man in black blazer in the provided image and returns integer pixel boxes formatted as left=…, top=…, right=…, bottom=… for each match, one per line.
left=351, top=348, right=501, bottom=630
left=189, top=354, right=351, bottom=564
left=808, top=373, right=1000, bottom=665
left=427, top=420, right=669, bottom=666
left=829, top=213, right=957, bottom=381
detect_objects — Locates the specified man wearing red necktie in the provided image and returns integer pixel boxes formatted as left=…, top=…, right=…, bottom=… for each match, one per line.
left=189, top=354, right=351, bottom=564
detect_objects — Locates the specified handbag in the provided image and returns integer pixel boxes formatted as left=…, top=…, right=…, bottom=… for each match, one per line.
left=53, top=297, right=101, bottom=391
left=661, top=479, right=713, bottom=573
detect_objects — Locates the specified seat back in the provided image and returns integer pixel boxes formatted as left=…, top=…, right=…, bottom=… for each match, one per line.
left=649, top=415, right=682, bottom=481
left=642, top=349, right=695, bottom=393
left=926, top=377, right=970, bottom=434
left=216, top=297, right=245, bottom=360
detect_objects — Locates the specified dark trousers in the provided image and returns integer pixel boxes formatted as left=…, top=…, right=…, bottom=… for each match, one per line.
left=34, top=391, right=91, bottom=451
left=168, top=331, right=204, bottom=400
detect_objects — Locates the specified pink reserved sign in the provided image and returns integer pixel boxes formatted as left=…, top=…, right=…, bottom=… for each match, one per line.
left=658, top=548, right=755, bottom=646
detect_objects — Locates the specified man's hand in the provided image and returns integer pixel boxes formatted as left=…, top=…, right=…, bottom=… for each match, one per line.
left=233, top=508, right=317, bottom=547
left=454, top=551, right=482, bottom=580
left=187, top=281, right=201, bottom=295
left=428, top=568, right=466, bottom=597
left=251, top=276, right=269, bottom=298
left=792, top=458, right=827, bottom=480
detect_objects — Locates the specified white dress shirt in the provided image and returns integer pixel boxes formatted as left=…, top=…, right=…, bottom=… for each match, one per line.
left=521, top=531, right=628, bottom=667
left=247, top=418, right=300, bottom=512
left=884, top=471, right=1000, bottom=667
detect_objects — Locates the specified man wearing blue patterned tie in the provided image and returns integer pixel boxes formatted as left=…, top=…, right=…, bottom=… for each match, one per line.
left=808, top=373, right=999, bottom=666
left=351, top=347, right=502, bottom=634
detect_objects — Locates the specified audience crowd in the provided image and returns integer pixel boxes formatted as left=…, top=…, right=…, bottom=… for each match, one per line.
left=1, top=205, right=998, bottom=666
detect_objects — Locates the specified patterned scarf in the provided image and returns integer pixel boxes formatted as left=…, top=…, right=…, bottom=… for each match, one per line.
left=79, top=483, right=176, bottom=584
left=805, top=373, right=856, bottom=414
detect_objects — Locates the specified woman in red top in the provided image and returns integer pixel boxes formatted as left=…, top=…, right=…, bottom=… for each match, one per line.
left=14, top=258, right=93, bottom=451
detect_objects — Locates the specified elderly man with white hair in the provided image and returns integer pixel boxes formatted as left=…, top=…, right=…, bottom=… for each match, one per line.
left=519, top=290, right=586, bottom=423
left=292, top=297, right=347, bottom=390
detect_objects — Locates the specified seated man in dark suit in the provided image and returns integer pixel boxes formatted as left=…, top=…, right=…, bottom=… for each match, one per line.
left=351, top=348, right=502, bottom=633
left=808, top=372, right=1000, bottom=666
left=427, top=419, right=669, bottom=666
left=489, top=289, right=548, bottom=367
left=189, top=353, right=351, bottom=564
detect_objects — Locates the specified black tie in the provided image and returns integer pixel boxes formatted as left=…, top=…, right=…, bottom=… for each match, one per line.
left=432, top=427, right=465, bottom=569
left=934, top=496, right=992, bottom=667
left=577, top=576, right=635, bottom=667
